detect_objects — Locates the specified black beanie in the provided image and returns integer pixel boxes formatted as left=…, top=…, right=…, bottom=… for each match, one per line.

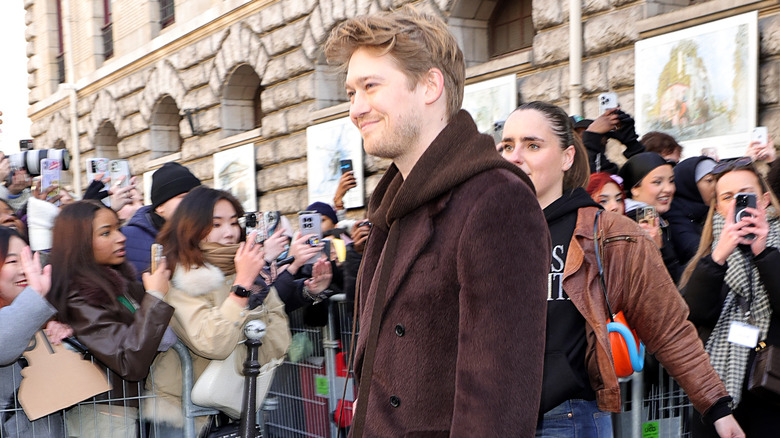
left=151, top=162, right=201, bottom=209
left=618, top=152, right=672, bottom=198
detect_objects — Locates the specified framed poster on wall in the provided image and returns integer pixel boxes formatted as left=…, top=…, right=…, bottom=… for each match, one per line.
left=635, top=12, right=758, bottom=159
left=306, top=117, right=364, bottom=209
left=462, top=74, right=517, bottom=136
left=213, top=144, right=257, bottom=212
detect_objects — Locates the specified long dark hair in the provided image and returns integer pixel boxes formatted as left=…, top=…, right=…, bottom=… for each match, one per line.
left=48, top=200, right=135, bottom=318
left=156, top=186, right=245, bottom=273
left=0, top=226, right=25, bottom=308
left=515, top=101, right=590, bottom=191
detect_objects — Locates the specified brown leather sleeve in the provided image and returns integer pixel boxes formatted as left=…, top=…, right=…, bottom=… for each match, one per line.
left=611, top=221, right=729, bottom=414
left=66, top=290, right=174, bottom=381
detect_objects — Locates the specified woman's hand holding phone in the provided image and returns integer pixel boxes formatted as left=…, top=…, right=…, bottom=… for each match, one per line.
left=741, top=203, right=769, bottom=256
left=233, top=231, right=266, bottom=288
left=637, top=216, right=662, bottom=249
left=288, top=231, right=323, bottom=275
left=109, top=176, right=138, bottom=212
left=263, top=228, right=288, bottom=262
left=142, top=257, right=171, bottom=296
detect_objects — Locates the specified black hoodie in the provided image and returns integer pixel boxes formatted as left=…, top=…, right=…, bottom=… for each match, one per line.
left=540, top=187, right=601, bottom=413
left=664, top=156, right=713, bottom=265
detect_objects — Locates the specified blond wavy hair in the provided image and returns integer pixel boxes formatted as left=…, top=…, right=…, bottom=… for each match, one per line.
left=324, top=6, right=465, bottom=121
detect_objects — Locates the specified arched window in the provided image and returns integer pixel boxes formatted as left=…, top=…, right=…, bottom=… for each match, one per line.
left=150, top=95, right=182, bottom=158
left=94, top=120, right=119, bottom=159
left=449, top=0, right=533, bottom=65
left=489, top=0, right=533, bottom=57
left=221, top=64, right=262, bottom=138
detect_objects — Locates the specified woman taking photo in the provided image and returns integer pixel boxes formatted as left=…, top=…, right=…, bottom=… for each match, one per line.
left=498, top=101, right=742, bottom=438
left=47, top=201, right=174, bottom=437
left=146, top=187, right=299, bottom=435
left=680, top=158, right=780, bottom=437
left=618, top=151, right=682, bottom=282
left=0, top=227, right=64, bottom=437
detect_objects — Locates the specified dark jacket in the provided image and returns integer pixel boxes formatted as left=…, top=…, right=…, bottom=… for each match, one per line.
left=122, top=206, right=159, bottom=281
left=569, top=207, right=729, bottom=414
left=664, top=156, right=712, bottom=265
left=62, top=268, right=174, bottom=406
left=682, top=248, right=780, bottom=353
left=352, top=110, right=550, bottom=437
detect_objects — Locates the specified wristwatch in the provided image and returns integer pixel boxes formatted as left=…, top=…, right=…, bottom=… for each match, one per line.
left=230, top=284, right=251, bottom=298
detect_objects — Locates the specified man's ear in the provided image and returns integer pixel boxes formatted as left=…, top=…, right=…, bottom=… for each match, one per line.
left=423, top=67, right=445, bottom=105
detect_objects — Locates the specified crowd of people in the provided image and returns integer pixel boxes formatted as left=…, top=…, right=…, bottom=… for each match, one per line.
left=0, top=156, right=370, bottom=436
left=1, top=5, right=780, bottom=438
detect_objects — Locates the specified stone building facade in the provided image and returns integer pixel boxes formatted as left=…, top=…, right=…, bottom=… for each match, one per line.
left=23, top=0, right=780, bottom=215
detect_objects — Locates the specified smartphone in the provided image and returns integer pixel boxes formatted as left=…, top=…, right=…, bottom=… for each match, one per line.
left=150, top=243, right=163, bottom=274
left=40, top=158, right=62, bottom=206
left=735, top=193, right=757, bottom=242
left=86, top=158, right=109, bottom=181
left=241, top=212, right=267, bottom=244
left=298, top=211, right=323, bottom=264
left=86, top=158, right=111, bottom=206
left=340, top=159, right=353, bottom=175
left=109, top=159, right=131, bottom=189
left=752, top=126, right=769, bottom=146
left=636, top=206, right=656, bottom=226
left=264, top=211, right=281, bottom=236
left=598, top=92, right=619, bottom=115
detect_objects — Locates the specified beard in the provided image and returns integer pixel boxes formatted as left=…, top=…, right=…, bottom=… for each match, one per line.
left=361, top=110, right=422, bottom=160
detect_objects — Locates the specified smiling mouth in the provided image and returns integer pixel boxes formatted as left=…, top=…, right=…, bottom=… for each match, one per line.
left=359, top=120, right=378, bottom=130
left=14, top=280, right=27, bottom=287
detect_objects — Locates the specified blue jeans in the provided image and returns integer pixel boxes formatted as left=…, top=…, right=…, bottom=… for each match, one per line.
left=536, top=399, right=613, bottom=438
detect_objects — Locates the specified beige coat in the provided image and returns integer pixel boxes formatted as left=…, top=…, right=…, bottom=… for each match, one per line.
left=144, top=262, right=290, bottom=428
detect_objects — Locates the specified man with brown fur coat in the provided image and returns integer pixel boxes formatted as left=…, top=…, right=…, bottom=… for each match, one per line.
left=325, top=8, right=550, bottom=437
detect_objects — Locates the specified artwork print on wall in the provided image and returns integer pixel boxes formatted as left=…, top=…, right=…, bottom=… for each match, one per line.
left=635, top=12, right=758, bottom=159
left=213, top=143, right=257, bottom=212
left=306, top=117, right=364, bottom=209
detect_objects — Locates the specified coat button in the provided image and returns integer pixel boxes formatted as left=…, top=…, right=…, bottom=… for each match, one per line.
left=389, top=396, right=400, bottom=408
left=394, top=324, right=405, bottom=337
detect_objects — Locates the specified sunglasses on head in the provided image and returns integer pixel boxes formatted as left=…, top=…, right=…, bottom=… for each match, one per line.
left=711, top=156, right=754, bottom=176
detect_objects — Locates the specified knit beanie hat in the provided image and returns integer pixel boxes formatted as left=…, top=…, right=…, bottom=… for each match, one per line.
left=618, top=152, right=672, bottom=198
left=306, top=201, right=338, bottom=225
left=151, top=162, right=201, bottom=209
left=694, top=158, right=716, bottom=183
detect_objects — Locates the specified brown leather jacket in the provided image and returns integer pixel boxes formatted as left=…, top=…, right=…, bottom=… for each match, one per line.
left=564, top=206, right=728, bottom=414
left=64, top=278, right=174, bottom=407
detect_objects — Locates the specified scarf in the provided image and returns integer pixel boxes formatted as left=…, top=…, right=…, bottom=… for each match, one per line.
left=199, top=241, right=279, bottom=309
left=199, top=242, right=239, bottom=275
left=705, top=211, right=779, bottom=407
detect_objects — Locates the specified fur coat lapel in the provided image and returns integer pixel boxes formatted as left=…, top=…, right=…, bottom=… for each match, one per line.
left=171, top=263, right=225, bottom=297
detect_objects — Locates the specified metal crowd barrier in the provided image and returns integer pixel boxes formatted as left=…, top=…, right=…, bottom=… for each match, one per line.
left=613, top=365, right=694, bottom=438
left=263, top=294, right=357, bottom=438
left=1, top=351, right=157, bottom=438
